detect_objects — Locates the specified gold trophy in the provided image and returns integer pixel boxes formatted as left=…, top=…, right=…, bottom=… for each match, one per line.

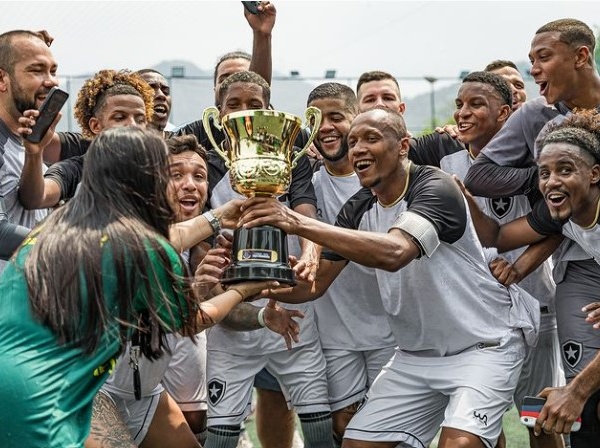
left=202, top=107, right=321, bottom=285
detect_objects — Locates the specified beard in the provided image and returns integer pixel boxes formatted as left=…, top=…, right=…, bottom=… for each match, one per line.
left=11, top=81, right=39, bottom=114
left=314, top=136, right=349, bottom=162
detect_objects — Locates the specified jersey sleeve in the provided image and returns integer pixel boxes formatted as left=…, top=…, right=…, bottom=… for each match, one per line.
left=44, top=155, right=85, bottom=202
left=409, top=132, right=464, bottom=167
left=526, top=198, right=565, bottom=236
left=58, top=132, right=91, bottom=160
left=289, top=148, right=317, bottom=209
left=398, top=166, right=467, bottom=247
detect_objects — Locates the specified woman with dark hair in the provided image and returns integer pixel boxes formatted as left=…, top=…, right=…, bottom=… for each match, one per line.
left=0, top=126, right=277, bottom=447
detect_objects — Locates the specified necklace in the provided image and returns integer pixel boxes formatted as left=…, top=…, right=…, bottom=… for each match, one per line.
left=581, top=197, right=600, bottom=230
left=379, top=161, right=411, bottom=208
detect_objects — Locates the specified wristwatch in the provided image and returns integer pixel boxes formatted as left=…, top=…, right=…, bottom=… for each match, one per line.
left=202, top=210, right=221, bottom=236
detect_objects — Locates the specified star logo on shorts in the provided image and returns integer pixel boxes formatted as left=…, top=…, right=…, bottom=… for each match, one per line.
left=488, top=197, right=513, bottom=220
left=207, top=379, right=226, bottom=406
left=562, top=340, right=583, bottom=368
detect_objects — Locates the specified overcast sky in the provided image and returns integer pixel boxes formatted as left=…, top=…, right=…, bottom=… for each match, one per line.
left=2, top=0, right=597, bottom=81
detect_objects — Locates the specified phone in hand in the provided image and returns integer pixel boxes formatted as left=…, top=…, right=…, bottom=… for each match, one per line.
left=25, top=86, right=69, bottom=143
left=241, top=1, right=261, bottom=14
left=520, top=396, right=581, bottom=432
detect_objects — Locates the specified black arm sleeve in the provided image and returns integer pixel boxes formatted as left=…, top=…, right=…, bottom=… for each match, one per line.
left=59, top=132, right=91, bottom=160
left=288, top=147, right=317, bottom=209
left=408, top=132, right=464, bottom=167
left=464, top=153, right=541, bottom=201
left=0, top=197, right=28, bottom=260
left=404, top=165, right=467, bottom=244
left=44, top=155, right=85, bottom=202
left=526, top=198, right=565, bottom=236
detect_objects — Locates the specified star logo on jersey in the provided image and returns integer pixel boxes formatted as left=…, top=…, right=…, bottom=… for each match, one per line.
left=207, top=379, right=226, bottom=406
left=488, top=197, right=513, bottom=220
left=562, top=340, right=583, bottom=368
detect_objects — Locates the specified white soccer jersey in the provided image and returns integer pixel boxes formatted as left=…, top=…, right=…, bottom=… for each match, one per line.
left=326, top=164, right=535, bottom=356
left=440, top=149, right=555, bottom=310
left=312, top=166, right=395, bottom=350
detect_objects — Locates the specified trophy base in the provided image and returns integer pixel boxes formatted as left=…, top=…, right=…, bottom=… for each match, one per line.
left=222, top=225, right=297, bottom=286
left=221, top=262, right=296, bottom=286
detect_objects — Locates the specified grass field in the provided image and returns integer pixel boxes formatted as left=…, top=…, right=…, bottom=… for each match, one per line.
left=244, top=407, right=532, bottom=447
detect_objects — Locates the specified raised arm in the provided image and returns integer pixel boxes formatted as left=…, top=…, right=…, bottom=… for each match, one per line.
left=17, top=109, right=62, bottom=209
left=245, top=1, right=276, bottom=85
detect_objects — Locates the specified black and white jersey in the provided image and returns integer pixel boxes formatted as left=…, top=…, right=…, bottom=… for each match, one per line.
left=529, top=201, right=600, bottom=264
left=312, top=166, right=395, bottom=350
left=440, top=149, right=555, bottom=311
left=325, top=164, right=520, bottom=356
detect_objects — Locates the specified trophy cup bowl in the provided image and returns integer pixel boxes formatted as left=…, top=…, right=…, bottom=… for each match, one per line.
left=202, top=107, right=321, bottom=285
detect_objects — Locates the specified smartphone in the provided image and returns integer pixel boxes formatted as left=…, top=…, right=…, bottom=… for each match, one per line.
left=25, top=86, right=69, bottom=143
left=241, top=1, right=260, bottom=14
left=520, top=396, right=581, bottom=432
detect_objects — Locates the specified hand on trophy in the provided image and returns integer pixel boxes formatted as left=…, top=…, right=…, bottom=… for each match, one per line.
left=240, top=197, right=299, bottom=234
left=214, top=198, right=245, bottom=230
left=193, top=247, right=232, bottom=298
left=263, top=299, right=304, bottom=350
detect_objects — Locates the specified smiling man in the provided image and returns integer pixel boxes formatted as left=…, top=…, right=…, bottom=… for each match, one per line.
left=0, top=30, right=58, bottom=249
left=460, top=110, right=600, bottom=447
left=238, top=108, right=540, bottom=448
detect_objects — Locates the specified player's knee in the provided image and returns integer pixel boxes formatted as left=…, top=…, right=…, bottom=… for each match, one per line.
left=332, top=403, right=360, bottom=440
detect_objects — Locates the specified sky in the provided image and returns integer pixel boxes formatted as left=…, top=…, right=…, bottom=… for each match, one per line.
left=1, top=0, right=597, bottom=80
left=1, top=0, right=597, bottom=131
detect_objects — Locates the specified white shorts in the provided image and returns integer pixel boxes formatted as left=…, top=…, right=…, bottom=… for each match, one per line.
left=323, top=346, right=396, bottom=412
left=162, top=332, right=208, bottom=412
left=98, top=388, right=162, bottom=445
left=345, top=331, right=525, bottom=448
left=513, top=318, right=564, bottom=409
left=206, top=342, right=330, bottom=426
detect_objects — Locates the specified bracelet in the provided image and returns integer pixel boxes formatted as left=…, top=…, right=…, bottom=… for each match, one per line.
left=257, top=307, right=267, bottom=328
left=202, top=210, right=221, bottom=236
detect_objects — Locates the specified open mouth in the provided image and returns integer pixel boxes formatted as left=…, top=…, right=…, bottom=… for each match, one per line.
left=458, top=123, right=474, bottom=132
left=154, top=104, right=168, bottom=118
left=538, top=81, right=548, bottom=97
left=354, top=160, right=374, bottom=173
left=179, top=198, right=199, bottom=213
left=545, top=192, right=567, bottom=208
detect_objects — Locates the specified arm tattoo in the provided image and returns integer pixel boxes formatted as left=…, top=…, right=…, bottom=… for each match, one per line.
left=220, top=302, right=261, bottom=331
left=87, top=392, right=136, bottom=447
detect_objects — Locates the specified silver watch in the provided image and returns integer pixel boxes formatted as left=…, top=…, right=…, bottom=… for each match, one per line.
left=202, top=210, right=221, bottom=236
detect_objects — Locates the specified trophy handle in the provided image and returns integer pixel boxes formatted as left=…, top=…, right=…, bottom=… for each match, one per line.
left=291, top=106, right=322, bottom=168
left=202, top=106, right=230, bottom=167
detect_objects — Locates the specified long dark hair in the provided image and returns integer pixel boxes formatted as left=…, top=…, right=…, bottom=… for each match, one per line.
left=23, top=127, right=198, bottom=355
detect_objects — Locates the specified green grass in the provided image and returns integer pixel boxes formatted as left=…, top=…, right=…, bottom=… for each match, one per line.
left=244, top=407, right=532, bottom=447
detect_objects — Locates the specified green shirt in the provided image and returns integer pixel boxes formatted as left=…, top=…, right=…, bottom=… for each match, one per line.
left=0, top=235, right=186, bottom=447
